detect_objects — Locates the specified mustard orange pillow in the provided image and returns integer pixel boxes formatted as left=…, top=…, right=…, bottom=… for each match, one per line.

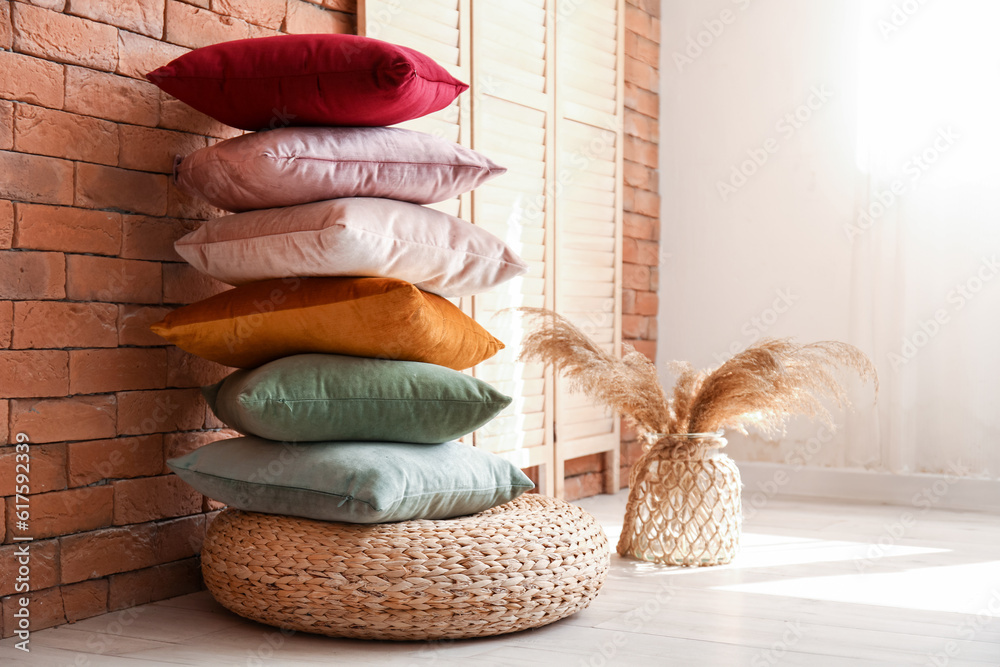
left=150, top=277, right=503, bottom=370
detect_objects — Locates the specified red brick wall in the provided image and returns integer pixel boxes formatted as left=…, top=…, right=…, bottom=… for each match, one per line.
left=563, top=0, right=661, bottom=501
left=0, top=0, right=658, bottom=632
left=0, top=0, right=357, bottom=637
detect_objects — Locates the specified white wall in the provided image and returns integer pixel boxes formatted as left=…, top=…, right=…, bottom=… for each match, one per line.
left=656, top=0, right=1000, bottom=503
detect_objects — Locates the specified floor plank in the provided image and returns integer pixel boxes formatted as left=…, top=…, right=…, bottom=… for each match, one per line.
left=1, top=491, right=998, bottom=666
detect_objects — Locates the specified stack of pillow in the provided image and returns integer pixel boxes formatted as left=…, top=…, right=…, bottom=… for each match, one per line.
left=146, top=34, right=535, bottom=523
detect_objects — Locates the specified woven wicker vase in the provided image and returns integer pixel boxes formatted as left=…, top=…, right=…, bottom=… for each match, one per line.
left=202, top=494, right=610, bottom=641
left=617, top=431, right=742, bottom=567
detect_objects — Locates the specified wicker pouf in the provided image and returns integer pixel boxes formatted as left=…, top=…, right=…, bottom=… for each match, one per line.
left=201, top=494, right=610, bottom=641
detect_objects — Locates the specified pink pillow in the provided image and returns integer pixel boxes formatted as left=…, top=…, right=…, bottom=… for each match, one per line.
left=176, top=127, right=507, bottom=213
left=174, top=198, right=529, bottom=298
left=147, top=35, right=467, bottom=131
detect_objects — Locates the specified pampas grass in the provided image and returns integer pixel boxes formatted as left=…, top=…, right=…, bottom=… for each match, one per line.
left=517, top=308, right=878, bottom=443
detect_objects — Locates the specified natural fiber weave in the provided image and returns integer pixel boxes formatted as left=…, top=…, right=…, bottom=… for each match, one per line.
left=202, top=494, right=610, bottom=640
left=617, top=433, right=742, bottom=567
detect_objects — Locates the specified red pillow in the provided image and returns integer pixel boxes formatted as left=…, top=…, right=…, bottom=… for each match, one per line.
left=147, top=34, right=468, bottom=131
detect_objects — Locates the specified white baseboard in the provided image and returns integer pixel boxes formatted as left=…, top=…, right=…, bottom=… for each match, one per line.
left=736, top=461, right=1000, bottom=514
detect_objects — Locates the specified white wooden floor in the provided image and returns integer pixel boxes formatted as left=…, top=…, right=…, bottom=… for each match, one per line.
left=3, top=491, right=999, bottom=666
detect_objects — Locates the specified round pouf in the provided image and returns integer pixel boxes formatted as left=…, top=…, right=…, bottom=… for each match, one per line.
left=201, top=494, right=610, bottom=641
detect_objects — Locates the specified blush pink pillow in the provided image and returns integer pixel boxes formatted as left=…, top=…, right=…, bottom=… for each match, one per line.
left=174, top=198, right=529, bottom=298
left=175, top=127, right=507, bottom=213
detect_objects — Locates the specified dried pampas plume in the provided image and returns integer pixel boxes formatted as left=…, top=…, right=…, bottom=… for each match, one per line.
left=516, top=308, right=878, bottom=442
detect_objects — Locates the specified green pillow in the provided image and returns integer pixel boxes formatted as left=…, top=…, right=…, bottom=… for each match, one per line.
left=202, top=354, right=511, bottom=443
left=166, top=437, right=534, bottom=523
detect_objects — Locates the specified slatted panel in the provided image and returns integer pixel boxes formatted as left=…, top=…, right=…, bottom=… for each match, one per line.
left=553, top=0, right=624, bottom=497
left=471, top=0, right=556, bottom=494
left=360, top=0, right=470, bottom=220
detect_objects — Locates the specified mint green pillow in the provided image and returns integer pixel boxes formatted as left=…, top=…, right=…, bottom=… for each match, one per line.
left=166, top=437, right=534, bottom=523
left=203, top=354, right=511, bottom=443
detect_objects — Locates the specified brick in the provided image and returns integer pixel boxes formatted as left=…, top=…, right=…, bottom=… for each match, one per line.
left=12, top=3, right=118, bottom=70
left=58, top=514, right=205, bottom=584
left=153, top=513, right=205, bottom=561
left=67, top=0, right=165, bottom=39
left=12, top=301, right=117, bottom=349
left=314, top=0, right=355, bottom=12
left=285, top=0, right=352, bottom=35
left=0, top=100, right=11, bottom=150
left=117, top=388, right=205, bottom=435
left=633, top=189, right=659, bottom=218
left=1, top=586, right=65, bottom=637
left=117, top=29, right=188, bottom=80
left=66, top=254, right=162, bottom=304
left=213, top=0, right=285, bottom=29
left=10, top=395, right=117, bottom=443
left=118, top=305, right=171, bottom=346
left=60, top=522, right=156, bottom=582
left=649, top=266, right=658, bottom=292
left=203, top=496, right=224, bottom=511
left=159, top=94, right=243, bottom=140
left=108, top=556, right=201, bottom=611
left=635, top=32, right=659, bottom=67
left=70, top=348, right=167, bottom=395
left=0, top=50, right=65, bottom=108
left=162, top=263, right=229, bottom=304
left=177, top=0, right=208, bottom=6
left=121, top=215, right=198, bottom=262
left=564, top=471, right=604, bottom=502
left=166, top=347, right=228, bottom=388
left=0, top=200, right=11, bottom=249
left=623, top=262, right=650, bottom=290
left=0, top=150, right=74, bottom=205
left=646, top=316, right=657, bottom=340
left=119, top=125, right=207, bottom=174
left=13, top=104, right=119, bottom=165
left=622, top=313, right=647, bottom=339
left=0, top=350, right=69, bottom=398
left=624, top=81, right=658, bottom=119
left=17, top=0, right=66, bottom=10
left=0, top=540, right=59, bottom=597
left=627, top=0, right=660, bottom=20
left=625, top=56, right=658, bottom=93
left=624, top=4, right=656, bottom=42
left=164, top=1, right=253, bottom=48
left=0, top=302, right=10, bottom=348
left=621, top=288, right=636, bottom=315
left=0, top=443, right=66, bottom=495
left=633, top=239, right=659, bottom=266
left=62, top=579, right=108, bottom=623
left=13, top=203, right=122, bottom=255
left=634, top=290, right=658, bottom=317
left=163, top=429, right=235, bottom=466
left=75, top=163, right=169, bottom=217
left=0, top=251, right=65, bottom=300
left=0, top=401, right=6, bottom=446
left=64, top=66, right=160, bottom=127
left=623, top=212, right=657, bottom=241
left=68, top=434, right=163, bottom=486
left=564, top=453, right=603, bottom=477
left=203, top=400, right=224, bottom=429
left=7, top=485, right=113, bottom=540
left=113, top=474, right=201, bottom=524
left=624, top=134, right=657, bottom=169
left=0, top=1, right=10, bottom=49
left=623, top=159, right=654, bottom=190
left=629, top=339, right=656, bottom=362
left=166, top=178, right=226, bottom=220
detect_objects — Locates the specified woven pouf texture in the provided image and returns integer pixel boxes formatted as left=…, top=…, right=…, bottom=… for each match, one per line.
left=201, top=494, right=610, bottom=640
